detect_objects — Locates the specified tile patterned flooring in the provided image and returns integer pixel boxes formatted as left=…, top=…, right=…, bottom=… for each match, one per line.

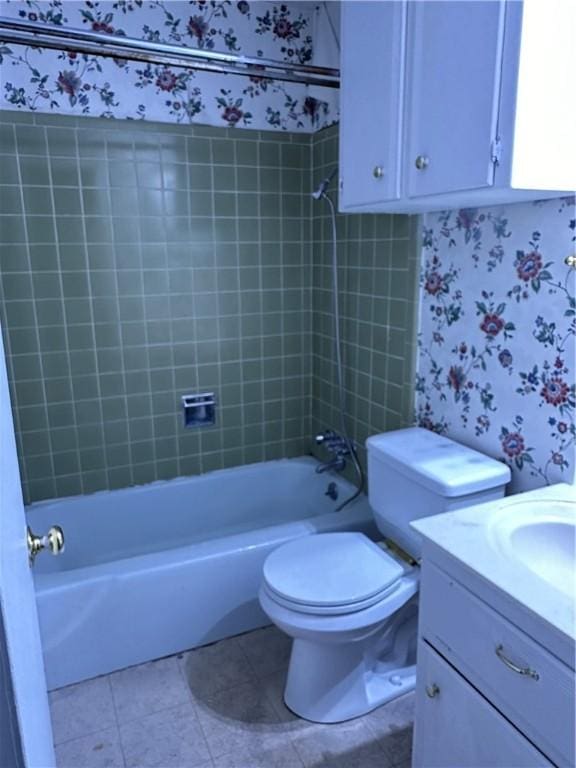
left=51, top=626, right=414, bottom=768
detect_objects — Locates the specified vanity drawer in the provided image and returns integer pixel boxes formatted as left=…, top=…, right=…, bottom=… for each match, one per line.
left=419, top=561, right=575, bottom=767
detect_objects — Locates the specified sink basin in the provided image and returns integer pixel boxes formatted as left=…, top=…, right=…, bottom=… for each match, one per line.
left=489, top=499, right=576, bottom=598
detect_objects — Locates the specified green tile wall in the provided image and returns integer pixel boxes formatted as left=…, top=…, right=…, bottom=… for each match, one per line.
left=0, top=113, right=418, bottom=504
left=0, top=112, right=312, bottom=503
left=310, top=126, right=419, bottom=472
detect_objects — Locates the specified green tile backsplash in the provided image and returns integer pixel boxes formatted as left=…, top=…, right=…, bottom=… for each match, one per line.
left=0, top=112, right=417, bottom=504
left=0, top=112, right=312, bottom=502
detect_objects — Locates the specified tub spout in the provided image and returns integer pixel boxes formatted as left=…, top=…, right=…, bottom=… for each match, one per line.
left=316, top=456, right=346, bottom=474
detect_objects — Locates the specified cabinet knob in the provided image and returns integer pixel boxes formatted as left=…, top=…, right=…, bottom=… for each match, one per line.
left=425, top=683, right=440, bottom=698
left=373, top=165, right=385, bottom=179
left=415, top=155, right=430, bottom=171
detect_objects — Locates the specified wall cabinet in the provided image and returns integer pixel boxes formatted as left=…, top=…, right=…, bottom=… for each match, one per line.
left=339, top=0, right=575, bottom=213
left=405, top=1, right=504, bottom=200
left=339, top=1, right=406, bottom=208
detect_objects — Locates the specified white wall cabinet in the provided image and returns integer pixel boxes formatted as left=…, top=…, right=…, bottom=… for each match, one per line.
left=405, top=1, right=505, bottom=199
left=339, top=0, right=575, bottom=213
left=339, top=1, right=406, bottom=207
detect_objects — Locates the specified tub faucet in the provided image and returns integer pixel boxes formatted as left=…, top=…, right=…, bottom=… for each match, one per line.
left=315, top=429, right=350, bottom=474
left=316, top=456, right=346, bottom=474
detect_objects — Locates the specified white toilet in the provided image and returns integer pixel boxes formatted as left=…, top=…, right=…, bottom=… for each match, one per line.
left=259, top=427, right=510, bottom=723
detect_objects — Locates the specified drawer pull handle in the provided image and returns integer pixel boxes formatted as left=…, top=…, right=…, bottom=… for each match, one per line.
left=495, top=645, right=539, bottom=680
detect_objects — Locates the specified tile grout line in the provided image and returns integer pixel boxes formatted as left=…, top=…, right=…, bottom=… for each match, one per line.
left=14, top=123, right=58, bottom=500
left=104, top=674, right=128, bottom=768
left=73, top=123, right=111, bottom=496
left=102, top=132, right=136, bottom=490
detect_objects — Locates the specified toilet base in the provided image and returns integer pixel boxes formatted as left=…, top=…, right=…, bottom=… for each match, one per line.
left=284, top=599, right=418, bottom=723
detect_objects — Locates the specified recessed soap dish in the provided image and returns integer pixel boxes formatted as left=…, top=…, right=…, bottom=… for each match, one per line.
left=181, top=392, right=216, bottom=428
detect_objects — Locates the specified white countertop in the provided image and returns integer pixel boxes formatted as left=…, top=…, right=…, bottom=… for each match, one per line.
left=412, top=483, right=576, bottom=660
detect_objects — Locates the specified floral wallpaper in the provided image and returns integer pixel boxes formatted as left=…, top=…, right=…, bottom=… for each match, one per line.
left=416, top=197, right=576, bottom=494
left=0, top=0, right=338, bottom=131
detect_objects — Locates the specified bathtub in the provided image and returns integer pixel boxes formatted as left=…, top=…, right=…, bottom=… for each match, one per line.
left=27, top=457, right=377, bottom=690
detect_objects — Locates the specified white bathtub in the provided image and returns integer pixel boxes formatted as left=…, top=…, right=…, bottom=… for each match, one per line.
left=27, top=457, right=377, bottom=690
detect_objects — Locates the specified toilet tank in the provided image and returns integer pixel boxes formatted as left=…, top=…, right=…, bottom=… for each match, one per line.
left=366, top=427, right=511, bottom=558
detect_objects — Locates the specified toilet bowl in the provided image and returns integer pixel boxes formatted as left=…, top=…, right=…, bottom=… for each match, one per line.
left=259, top=428, right=511, bottom=724
left=259, top=532, right=419, bottom=723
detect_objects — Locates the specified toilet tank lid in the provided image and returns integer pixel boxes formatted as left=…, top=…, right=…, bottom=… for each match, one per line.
left=366, top=427, right=510, bottom=497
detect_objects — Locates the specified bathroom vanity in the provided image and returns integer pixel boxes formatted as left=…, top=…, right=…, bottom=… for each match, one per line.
left=411, top=484, right=576, bottom=768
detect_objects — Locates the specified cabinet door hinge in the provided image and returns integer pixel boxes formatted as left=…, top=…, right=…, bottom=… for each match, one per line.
left=490, top=137, right=502, bottom=165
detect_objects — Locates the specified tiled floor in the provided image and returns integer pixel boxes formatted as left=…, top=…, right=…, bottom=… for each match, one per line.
left=51, top=626, right=414, bottom=768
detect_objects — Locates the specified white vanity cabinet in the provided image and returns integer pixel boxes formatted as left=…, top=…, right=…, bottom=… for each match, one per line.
left=413, top=560, right=575, bottom=768
left=339, top=0, right=575, bottom=213
left=414, top=642, right=553, bottom=768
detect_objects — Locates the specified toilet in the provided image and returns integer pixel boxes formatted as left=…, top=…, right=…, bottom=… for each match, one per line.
left=259, top=427, right=510, bottom=723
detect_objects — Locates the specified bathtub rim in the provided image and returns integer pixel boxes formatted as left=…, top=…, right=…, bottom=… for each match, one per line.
left=26, top=454, right=344, bottom=515
left=33, top=494, right=372, bottom=590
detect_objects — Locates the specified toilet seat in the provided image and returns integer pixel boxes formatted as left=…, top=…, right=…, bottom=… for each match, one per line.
left=262, top=533, right=404, bottom=615
left=259, top=566, right=419, bottom=637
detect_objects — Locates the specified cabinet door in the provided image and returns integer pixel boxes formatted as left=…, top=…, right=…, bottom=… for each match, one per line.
left=339, top=1, right=406, bottom=209
left=413, top=641, right=553, bottom=768
left=406, top=0, right=505, bottom=198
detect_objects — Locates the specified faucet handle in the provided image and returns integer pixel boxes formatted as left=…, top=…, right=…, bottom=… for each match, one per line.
left=315, top=430, right=333, bottom=445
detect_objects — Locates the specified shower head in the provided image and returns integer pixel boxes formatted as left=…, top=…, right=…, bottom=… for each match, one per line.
left=312, top=167, right=337, bottom=200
